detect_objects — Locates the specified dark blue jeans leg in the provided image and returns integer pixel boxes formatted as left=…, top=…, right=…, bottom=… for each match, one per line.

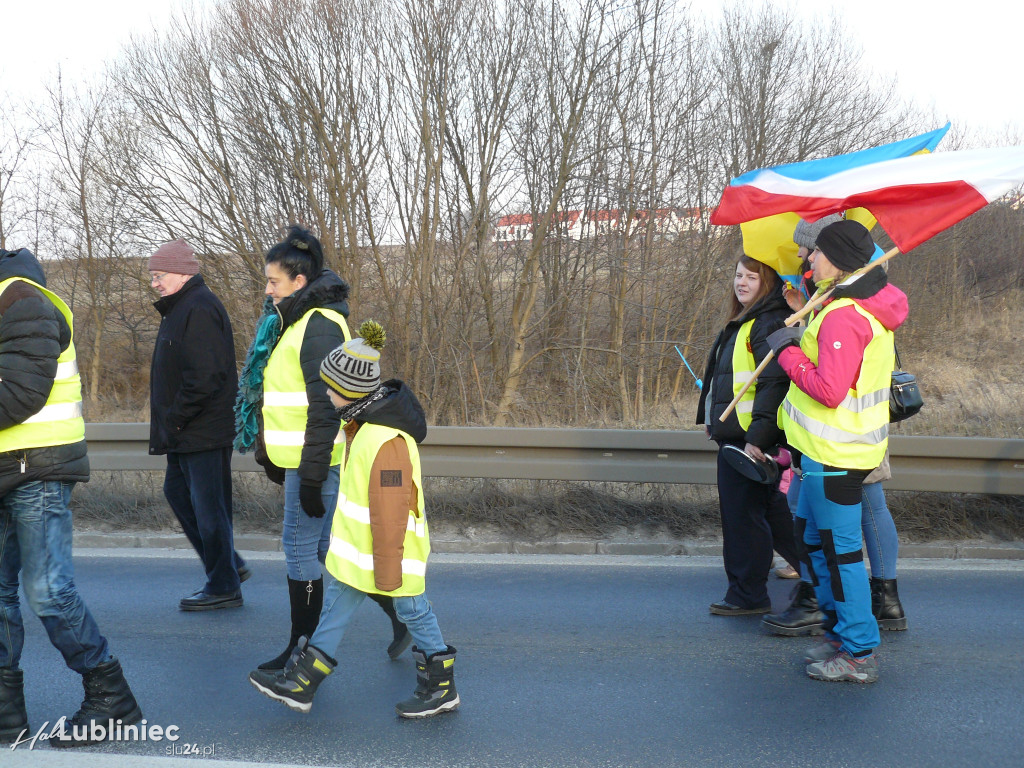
left=165, top=448, right=239, bottom=594
left=8, top=481, right=110, bottom=673
left=0, top=502, right=25, bottom=669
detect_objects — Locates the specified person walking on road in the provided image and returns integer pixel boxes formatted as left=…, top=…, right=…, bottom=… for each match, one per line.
left=234, top=226, right=409, bottom=672
left=696, top=255, right=800, bottom=616
left=148, top=239, right=249, bottom=611
left=249, top=322, right=460, bottom=719
left=767, top=219, right=908, bottom=684
left=0, top=247, right=142, bottom=747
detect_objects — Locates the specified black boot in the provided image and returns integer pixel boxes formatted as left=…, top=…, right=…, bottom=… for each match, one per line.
left=259, top=577, right=324, bottom=670
left=51, top=657, right=143, bottom=748
left=366, top=593, right=413, bottom=660
left=395, top=645, right=460, bottom=718
left=0, top=668, right=29, bottom=745
left=871, top=577, right=908, bottom=630
left=249, top=636, right=336, bottom=714
left=761, top=581, right=825, bottom=636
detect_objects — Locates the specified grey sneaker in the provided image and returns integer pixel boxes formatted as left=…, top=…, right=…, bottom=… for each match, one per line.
left=806, top=649, right=878, bottom=684
left=803, top=638, right=841, bottom=664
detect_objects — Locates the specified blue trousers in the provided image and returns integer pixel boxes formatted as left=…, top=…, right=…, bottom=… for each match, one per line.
left=0, top=481, right=111, bottom=672
left=311, top=574, right=446, bottom=658
left=164, top=447, right=245, bottom=594
left=281, top=466, right=340, bottom=581
left=796, top=458, right=879, bottom=655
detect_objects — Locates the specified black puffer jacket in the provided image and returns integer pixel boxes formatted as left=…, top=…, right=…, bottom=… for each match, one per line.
left=696, top=281, right=790, bottom=450
left=268, top=269, right=351, bottom=485
left=149, top=274, right=238, bottom=454
left=0, top=248, right=89, bottom=498
left=356, top=379, right=428, bottom=443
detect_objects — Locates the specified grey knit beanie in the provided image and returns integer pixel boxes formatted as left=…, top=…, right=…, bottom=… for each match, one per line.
left=320, top=321, right=386, bottom=399
left=148, top=239, right=200, bottom=275
left=793, top=214, right=843, bottom=250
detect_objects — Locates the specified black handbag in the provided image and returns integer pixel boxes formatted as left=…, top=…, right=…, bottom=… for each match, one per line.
left=890, top=346, right=923, bottom=423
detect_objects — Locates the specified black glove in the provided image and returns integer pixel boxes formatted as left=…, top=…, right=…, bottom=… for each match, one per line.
left=299, top=481, right=327, bottom=519
left=766, top=326, right=804, bottom=355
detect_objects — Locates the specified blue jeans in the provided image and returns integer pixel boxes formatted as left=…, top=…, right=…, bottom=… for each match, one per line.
left=164, top=447, right=245, bottom=594
left=0, top=480, right=110, bottom=673
left=282, top=466, right=340, bottom=581
left=788, top=473, right=899, bottom=579
left=310, top=574, right=446, bottom=658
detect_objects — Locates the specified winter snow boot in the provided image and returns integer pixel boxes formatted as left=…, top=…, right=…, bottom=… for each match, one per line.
left=762, top=580, right=825, bottom=636
left=259, top=577, right=324, bottom=670
left=395, top=646, right=460, bottom=718
left=366, top=592, right=413, bottom=659
left=0, top=668, right=29, bottom=744
left=249, top=636, right=336, bottom=713
left=51, top=658, right=143, bottom=748
left=871, top=577, right=908, bottom=630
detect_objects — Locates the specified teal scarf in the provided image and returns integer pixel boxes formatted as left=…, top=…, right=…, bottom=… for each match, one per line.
left=233, top=297, right=281, bottom=453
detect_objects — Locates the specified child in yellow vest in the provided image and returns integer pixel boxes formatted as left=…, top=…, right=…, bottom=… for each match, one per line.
left=248, top=321, right=459, bottom=718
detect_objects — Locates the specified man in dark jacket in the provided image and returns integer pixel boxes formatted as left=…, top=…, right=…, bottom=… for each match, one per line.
left=0, top=248, right=141, bottom=747
left=148, top=239, right=247, bottom=610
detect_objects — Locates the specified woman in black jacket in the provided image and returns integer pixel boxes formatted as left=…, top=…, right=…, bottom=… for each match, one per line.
left=696, top=255, right=800, bottom=615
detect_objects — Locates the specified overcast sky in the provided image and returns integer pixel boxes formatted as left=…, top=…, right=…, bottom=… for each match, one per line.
left=2, top=0, right=1021, bottom=140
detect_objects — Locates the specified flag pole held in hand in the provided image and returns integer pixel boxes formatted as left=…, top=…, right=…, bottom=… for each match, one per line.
left=718, top=246, right=900, bottom=422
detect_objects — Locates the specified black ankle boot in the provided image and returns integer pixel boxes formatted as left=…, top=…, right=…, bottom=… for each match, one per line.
left=0, top=668, right=29, bottom=744
left=871, top=577, right=908, bottom=630
left=259, top=577, right=324, bottom=671
left=761, top=581, right=825, bottom=636
left=51, top=657, right=143, bottom=748
left=366, top=593, right=412, bottom=659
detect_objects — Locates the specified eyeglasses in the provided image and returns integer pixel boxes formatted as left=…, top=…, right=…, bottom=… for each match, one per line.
left=150, top=272, right=169, bottom=283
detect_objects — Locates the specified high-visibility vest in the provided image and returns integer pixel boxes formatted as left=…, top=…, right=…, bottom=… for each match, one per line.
left=325, top=424, right=429, bottom=597
left=780, top=298, right=893, bottom=470
left=262, top=307, right=350, bottom=468
left=0, top=278, right=85, bottom=452
left=730, top=318, right=757, bottom=432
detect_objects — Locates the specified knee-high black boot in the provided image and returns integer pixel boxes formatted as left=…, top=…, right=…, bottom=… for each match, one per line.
left=366, top=593, right=413, bottom=659
left=258, top=577, right=324, bottom=670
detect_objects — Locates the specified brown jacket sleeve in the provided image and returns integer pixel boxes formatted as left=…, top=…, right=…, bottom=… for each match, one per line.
left=368, top=436, right=416, bottom=592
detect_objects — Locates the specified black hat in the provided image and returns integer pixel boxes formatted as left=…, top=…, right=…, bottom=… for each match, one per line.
left=721, top=444, right=779, bottom=485
left=815, top=220, right=875, bottom=272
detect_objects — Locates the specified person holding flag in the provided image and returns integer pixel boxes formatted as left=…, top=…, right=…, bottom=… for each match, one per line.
left=696, top=255, right=800, bottom=616
left=765, top=219, right=908, bottom=684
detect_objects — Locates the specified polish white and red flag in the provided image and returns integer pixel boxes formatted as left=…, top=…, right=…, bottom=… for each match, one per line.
left=711, top=142, right=1024, bottom=252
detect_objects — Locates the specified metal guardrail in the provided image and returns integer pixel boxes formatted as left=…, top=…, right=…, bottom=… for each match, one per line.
left=84, top=423, right=1024, bottom=495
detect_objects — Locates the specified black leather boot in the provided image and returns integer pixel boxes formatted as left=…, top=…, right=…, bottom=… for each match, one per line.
left=51, top=657, right=143, bottom=748
left=871, top=577, right=908, bottom=630
left=366, top=592, right=413, bottom=659
left=258, top=577, right=324, bottom=670
left=761, top=580, right=825, bottom=636
left=0, top=668, right=29, bottom=744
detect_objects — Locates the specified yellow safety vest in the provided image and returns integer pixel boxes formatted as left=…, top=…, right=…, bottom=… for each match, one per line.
left=780, top=298, right=893, bottom=470
left=325, top=424, right=429, bottom=597
left=0, top=278, right=85, bottom=452
left=730, top=318, right=757, bottom=432
left=262, top=307, right=350, bottom=468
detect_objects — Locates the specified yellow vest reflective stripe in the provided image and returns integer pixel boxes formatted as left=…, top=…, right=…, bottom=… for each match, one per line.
left=780, top=299, right=892, bottom=470
left=0, top=278, right=85, bottom=452
left=730, top=318, right=757, bottom=431
left=326, top=424, right=429, bottom=597
left=262, top=307, right=351, bottom=468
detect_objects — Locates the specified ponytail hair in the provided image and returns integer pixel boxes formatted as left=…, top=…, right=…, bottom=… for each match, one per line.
left=265, top=225, right=324, bottom=280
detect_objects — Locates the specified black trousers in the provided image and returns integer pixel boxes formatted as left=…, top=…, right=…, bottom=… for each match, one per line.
left=716, top=444, right=799, bottom=608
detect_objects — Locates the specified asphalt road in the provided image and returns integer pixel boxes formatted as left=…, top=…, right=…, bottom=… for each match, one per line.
left=7, top=551, right=1024, bottom=768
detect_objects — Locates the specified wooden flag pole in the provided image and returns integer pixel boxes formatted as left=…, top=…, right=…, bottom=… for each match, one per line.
left=718, top=246, right=901, bottom=422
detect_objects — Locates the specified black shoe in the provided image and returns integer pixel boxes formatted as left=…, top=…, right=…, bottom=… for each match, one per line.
left=388, top=629, right=413, bottom=660
left=180, top=590, right=243, bottom=611
left=871, top=577, right=908, bottom=630
left=249, top=637, right=336, bottom=714
left=709, top=600, right=771, bottom=616
left=238, top=565, right=252, bottom=584
left=762, top=581, right=825, bottom=636
left=396, top=646, right=460, bottom=718
left=50, top=658, right=143, bottom=748
left=0, top=668, right=29, bottom=745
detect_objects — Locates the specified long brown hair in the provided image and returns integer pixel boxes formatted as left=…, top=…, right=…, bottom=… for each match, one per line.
left=724, top=255, right=779, bottom=323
